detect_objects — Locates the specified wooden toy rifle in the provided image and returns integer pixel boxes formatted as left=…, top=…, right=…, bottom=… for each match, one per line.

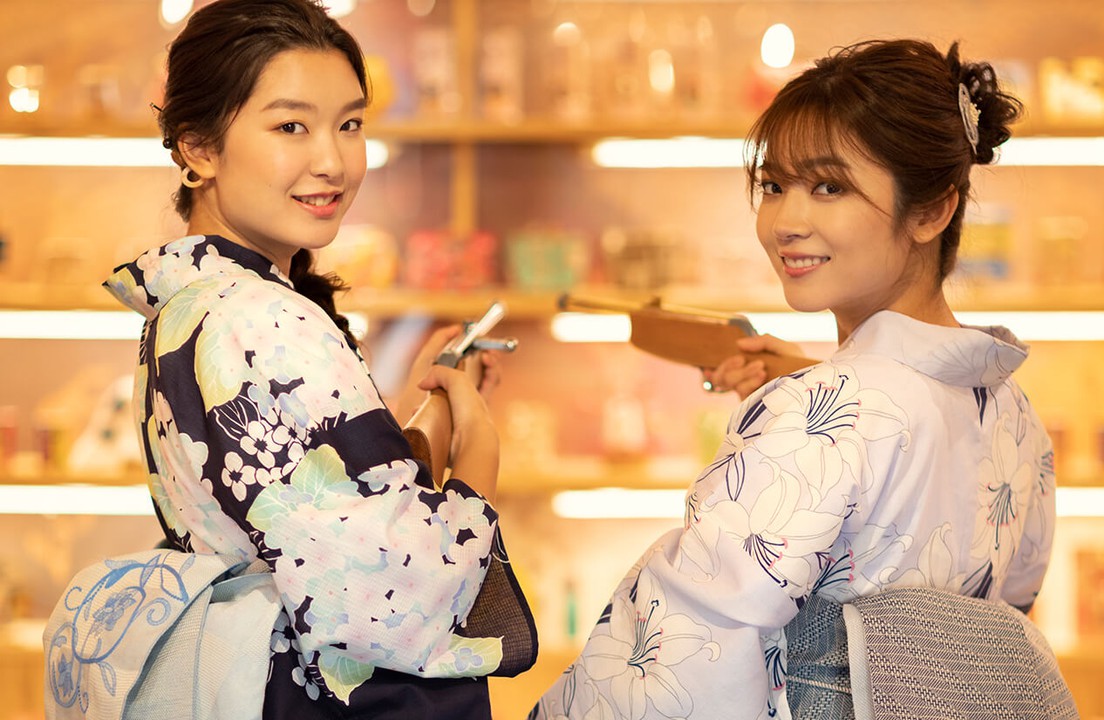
left=403, top=301, right=517, bottom=486
left=558, top=293, right=814, bottom=387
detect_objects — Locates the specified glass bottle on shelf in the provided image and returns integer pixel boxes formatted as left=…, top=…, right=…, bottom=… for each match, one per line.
left=544, top=17, right=592, bottom=123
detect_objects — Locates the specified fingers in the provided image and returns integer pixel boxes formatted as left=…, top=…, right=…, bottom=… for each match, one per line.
left=422, top=324, right=464, bottom=358
left=736, top=333, right=802, bottom=357
left=477, top=351, right=502, bottom=398
left=701, top=356, right=767, bottom=396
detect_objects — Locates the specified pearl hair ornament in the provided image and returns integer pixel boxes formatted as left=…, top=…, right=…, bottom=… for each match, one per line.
left=958, top=82, right=980, bottom=154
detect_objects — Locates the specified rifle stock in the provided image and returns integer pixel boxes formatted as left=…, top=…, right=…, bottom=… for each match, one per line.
left=401, top=302, right=513, bottom=487
left=403, top=389, right=452, bottom=487
left=559, top=293, right=814, bottom=382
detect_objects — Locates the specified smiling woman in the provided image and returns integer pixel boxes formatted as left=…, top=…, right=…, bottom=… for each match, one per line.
left=41, top=2, right=536, bottom=720
left=532, top=38, right=1075, bottom=720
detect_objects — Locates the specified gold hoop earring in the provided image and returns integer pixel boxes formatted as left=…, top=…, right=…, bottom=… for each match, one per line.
left=181, top=166, right=204, bottom=189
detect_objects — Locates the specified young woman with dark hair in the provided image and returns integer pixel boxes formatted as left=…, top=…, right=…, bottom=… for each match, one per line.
left=94, top=1, right=532, bottom=717
left=532, top=39, right=1069, bottom=719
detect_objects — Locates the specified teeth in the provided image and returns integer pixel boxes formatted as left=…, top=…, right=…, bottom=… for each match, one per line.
left=782, top=256, right=828, bottom=269
left=297, top=195, right=336, bottom=206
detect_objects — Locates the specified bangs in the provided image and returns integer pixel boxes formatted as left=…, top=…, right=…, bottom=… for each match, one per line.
left=744, top=90, right=872, bottom=204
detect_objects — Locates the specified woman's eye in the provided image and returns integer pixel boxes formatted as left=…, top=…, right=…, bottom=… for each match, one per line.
left=759, top=180, right=782, bottom=195
left=814, top=181, right=843, bottom=195
left=279, top=122, right=306, bottom=134
left=342, top=117, right=364, bottom=132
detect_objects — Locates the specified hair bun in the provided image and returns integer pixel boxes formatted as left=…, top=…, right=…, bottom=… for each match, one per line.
left=955, top=57, right=1022, bottom=165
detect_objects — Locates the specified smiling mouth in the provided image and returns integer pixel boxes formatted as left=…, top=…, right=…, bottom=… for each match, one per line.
left=294, top=194, right=340, bottom=207
left=781, top=255, right=829, bottom=269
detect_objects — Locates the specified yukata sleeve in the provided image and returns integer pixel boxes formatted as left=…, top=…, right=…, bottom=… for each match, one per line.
left=533, top=364, right=907, bottom=720
left=189, top=287, right=500, bottom=694
left=1000, top=426, right=1057, bottom=612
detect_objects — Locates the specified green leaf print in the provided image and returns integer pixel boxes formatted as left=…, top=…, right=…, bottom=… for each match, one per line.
left=155, top=284, right=212, bottom=357
left=316, top=649, right=377, bottom=704
left=193, top=318, right=253, bottom=411
left=247, top=444, right=354, bottom=532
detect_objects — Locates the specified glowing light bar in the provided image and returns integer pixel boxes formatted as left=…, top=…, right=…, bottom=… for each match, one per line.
left=0, top=136, right=389, bottom=168
left=0, top=311, right=144, bottom=340
left=553, top=486, right=1104, bottom=520
left=551, top=312, right=632, bottom=343
left=552, top=488, right=686, bottom=519
left=591, top=137, right=1104, bottom=169
left=592, top=137, right=746, bottom=168
left=1055, top=487, right=1104, bottom=518
left=997, top=137, right=1104, bottom=167
left=0, top=484, right=153, bottom=516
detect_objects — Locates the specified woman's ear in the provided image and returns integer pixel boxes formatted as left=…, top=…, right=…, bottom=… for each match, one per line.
left=177, top=133, right=216, bottom=180
left=911, top=186, right=959, bottom=245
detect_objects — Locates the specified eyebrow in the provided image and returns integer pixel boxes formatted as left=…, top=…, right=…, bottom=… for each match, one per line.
left=761, top=155, right=850, bottom=175
left=261, top=97, right=368, bottom=114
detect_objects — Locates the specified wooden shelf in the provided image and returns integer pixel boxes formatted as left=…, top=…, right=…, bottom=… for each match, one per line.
left=3, top=282, right=1102, bottom=318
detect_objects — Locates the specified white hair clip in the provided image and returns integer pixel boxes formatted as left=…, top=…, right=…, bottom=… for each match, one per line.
left=958, top=82, right=980, bottom=153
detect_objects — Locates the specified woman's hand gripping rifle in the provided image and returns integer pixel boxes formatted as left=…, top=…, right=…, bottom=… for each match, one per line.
left=402, top=302, right=517, bottom=488
left=558, top=294, right=815, bottom=393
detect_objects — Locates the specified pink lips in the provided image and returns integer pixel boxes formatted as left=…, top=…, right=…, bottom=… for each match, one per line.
left=780, top=254, right=829, bottom=278
left=294, top=194, right=341, bottom=219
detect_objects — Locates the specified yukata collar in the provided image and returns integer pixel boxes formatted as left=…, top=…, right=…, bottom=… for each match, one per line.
left=104, top=234, right=293, bottom=319
left=834, top=310, right=1028, bottom=388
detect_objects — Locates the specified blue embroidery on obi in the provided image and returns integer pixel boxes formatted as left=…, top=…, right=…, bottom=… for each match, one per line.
left=46, top=553, right=194, bottom=712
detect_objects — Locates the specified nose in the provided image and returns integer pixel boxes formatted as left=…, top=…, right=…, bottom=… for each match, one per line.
left=768, top=192, right=812, bottom=244
left=310, top=131, right=345, bottom=180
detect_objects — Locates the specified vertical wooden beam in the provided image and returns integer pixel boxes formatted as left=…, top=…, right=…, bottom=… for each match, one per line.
left=450, top=141, right=477, bottom=237
left=450, top=0, right=478, bottom=238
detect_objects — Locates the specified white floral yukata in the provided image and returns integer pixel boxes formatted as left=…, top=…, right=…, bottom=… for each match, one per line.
left=105, top=235, right=514, bottom=719
left=531, top=310, right=1056, bottom=720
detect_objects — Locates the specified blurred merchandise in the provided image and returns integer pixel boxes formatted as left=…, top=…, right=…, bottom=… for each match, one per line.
left=668, top=14, right=720, bottom=121
left=75, top=64, right=122, bottom=121
left=1076, top=548, right=1104, bottom=643
left=35, top=235, right=93, bottom=286
left=31, top=366, right=123, bottom=474
left=545, top=19, right=592, bottom=122
left=991, top=59, right=1035, bottom=119
left=505, top=228, right=591, bottom=291
left=1035, top=215, right=1087, bottom=286
left=958, top=202, right=1014, bottom=283
left=1038, top=56, right=1104, bottom=125
left=1046, top=419, right=1068, bottom=481
left=0, top=406, right=16, bottom=473
left=743, top=60, right=792, bottom=115
left=601, top=391, right=647, bottom=461
left=317, top=223, right=399, bottom=290
left=600, top=227, right=697, bottom=291
left=594, top=8, right=649, bottom=120
left=480, top=26, right=524, bottom=123
left=66, top=374, right=142, bottom=477
left=362, top=54, right=396, bottom=119
left=411, top=26, right=460, bottom=117
left=500, top=400, right=557, bottom=473
left=402, top=228, right=498, bottom=290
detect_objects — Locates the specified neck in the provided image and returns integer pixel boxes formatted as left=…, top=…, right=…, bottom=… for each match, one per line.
left=835, top=289, right=958, bottom=344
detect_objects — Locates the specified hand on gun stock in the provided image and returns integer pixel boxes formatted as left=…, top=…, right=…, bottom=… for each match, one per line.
left=558, top=293, right=816, bottom=396
left=402, top=303, right=516, bottom=501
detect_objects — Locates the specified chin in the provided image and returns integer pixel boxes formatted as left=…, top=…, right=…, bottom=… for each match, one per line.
left=781, top=291, right=827, bottom=314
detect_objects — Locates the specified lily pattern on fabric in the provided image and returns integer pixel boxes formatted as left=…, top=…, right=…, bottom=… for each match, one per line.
left=532, top=311, right=1056, bottom=719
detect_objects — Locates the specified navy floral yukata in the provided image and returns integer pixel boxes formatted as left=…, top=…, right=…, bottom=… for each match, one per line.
left=105, top=234, right=514, bottom=719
